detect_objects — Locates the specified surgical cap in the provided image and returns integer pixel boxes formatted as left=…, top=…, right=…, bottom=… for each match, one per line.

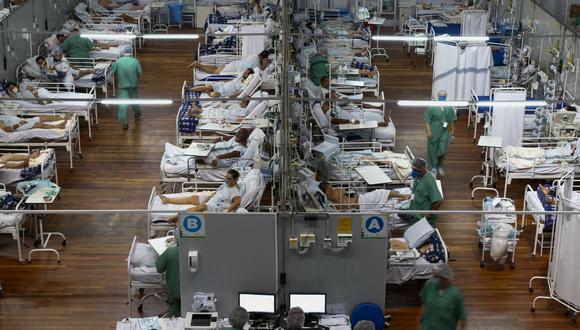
left=287, top=307, right=305, bottom=330
left=51, top=47, right=63, bottom=57
left=412, top=157, right=427, bottom=171
left=354, top=320, right=375, bottom=330
left=432, top=263, right=454, bottom=280
left=120, top=44, right=133, bottom=56
left=229, top=306, right=249, bottom=329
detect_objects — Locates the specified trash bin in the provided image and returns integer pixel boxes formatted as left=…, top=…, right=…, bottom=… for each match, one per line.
left=168, top=2, right=183, bottom=25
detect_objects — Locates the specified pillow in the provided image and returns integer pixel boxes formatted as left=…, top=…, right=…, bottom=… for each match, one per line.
left=131, top=242, right=158, bottom=267
left=404, top=218, right=435, bottom=248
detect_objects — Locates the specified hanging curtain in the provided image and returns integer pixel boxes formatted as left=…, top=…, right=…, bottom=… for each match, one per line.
left=432, top=42, right=491, bottom=100
left=490, top=89, right=525, bottom=147
left=461, top=10, right=488, bottom=36
left=551, top=185, right=580, bottom=308
left=241, top=25, right=266, bottom=58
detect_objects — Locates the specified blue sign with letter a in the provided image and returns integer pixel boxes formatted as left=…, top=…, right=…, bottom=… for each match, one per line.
left=361, top=215, right=386, bottom=238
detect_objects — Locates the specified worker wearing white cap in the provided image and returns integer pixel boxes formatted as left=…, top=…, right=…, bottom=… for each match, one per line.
left=420, top=264, right=467, bottom=330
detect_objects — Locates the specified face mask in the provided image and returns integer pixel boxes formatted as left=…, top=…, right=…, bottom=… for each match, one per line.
left=411, top=169, right=422, bottom=178
left=10, top=87, right=18, bottom=94
left=438, top=95, right=446, bottom=101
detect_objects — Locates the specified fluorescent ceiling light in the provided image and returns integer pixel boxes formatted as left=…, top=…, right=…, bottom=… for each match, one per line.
left=142, top=34, right=200, bottom=40
left=433, top=36, right=490, bottom=42
left=397, top=100, right=470, bottom=107
left=80, top=33, right=136, bottom=40
left=372, top=36, right=428, bottom=42
left=477, top=100, right=548, bottom=107
left=100, top=99, right=173, bottom=105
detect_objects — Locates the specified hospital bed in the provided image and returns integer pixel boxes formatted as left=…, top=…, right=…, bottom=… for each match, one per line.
left=0, top=146, right=58, bottom=186
left=0, top=185, right=28, bottom=263
left=478, top=195, right=518, bottom=268
left=495, top=137, right=579, bottom=197
left=468, top=88, right=538, bottom=141
left=176, top=77, right=264, bottom=145
left=521, top=183, right=559, bottom=256
left=0, top=114, right=82, bottom=169
left=2, top=82, right=98, bottom=140
left=329, top=65, right=380, bottom=97
left=310, top=142, right=414, bottom=186
left=387, top=219, right=449, bottom=285
left=148, top=169, right=268, bottom=237
left=127, top=236, right=166, bottom=316
left=16, top=56, right=115, bottom=101
left=162, top=128, right=268, bottom=184
left=77, top=2, right=150, bottom=38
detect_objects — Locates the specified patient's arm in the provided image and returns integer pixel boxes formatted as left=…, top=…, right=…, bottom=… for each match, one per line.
left=227, top=196, right=241, bottom=212
left=390, top=192, right=411, bottom=200
left=211, top=151, right=242, bottom=167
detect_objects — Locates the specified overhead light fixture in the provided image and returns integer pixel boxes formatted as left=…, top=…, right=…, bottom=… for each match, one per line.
left=80, top=33, right=136, bottom=41
left=477, top=100, right=548, bottom=107
left=142, top=34, right=200, bottom=40
left=433, top=36, right=490, bottom=42
left=371, top=35, right=429, bottom=42
left=397, top=100, right=470, bottom=107
left=100, top=99, right=173, bottom=105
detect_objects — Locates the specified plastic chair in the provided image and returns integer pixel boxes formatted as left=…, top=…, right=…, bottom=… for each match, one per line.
left=351, top=303, right=390, bottom=329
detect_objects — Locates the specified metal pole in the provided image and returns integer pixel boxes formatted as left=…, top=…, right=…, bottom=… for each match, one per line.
left=278, top=0, right=291, bottom=212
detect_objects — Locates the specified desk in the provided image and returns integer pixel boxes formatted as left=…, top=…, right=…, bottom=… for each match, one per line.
left=184, top=142, right=214, bottom=157
left=355, top=165, right=392, bottom=185
left=197, top=123, right=240, bottom=133
left=368, top=17, right=388, bottom=61
left=24, top=185, right=64, bottom=264
left=338, top=120, right=378, bottom=131
left=331, top=79, right=365, bottom=87
left=470, top=136, right=503, bottom=198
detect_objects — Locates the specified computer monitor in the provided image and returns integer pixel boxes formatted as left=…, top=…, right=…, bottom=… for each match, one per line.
left=289, top=293, right=326, bottom=314
left=238, top=293, right=276, bottom=314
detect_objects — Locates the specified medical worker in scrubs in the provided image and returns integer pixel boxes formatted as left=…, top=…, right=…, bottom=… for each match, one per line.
left=420, top=264, right=467, bottom=330
left=111, top=45, right=142, bottom=129
left=424, top=90, right=457, bottom=176
left=155, top=239, right=181, bottom=317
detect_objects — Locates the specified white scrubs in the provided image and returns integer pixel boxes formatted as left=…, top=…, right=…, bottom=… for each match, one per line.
left=206, top=183, right=241, bottom=212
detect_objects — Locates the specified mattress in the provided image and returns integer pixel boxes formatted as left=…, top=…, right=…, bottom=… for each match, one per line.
left=0, top=121, right=70, bottom=143
left=74, top=63, right=113, bottom=89
left=387, top=257, right=442, bottom=285
left=130, top=265, right=163, bottom=283
left=149, top=192, right=198, bottom=222
left=0, top=213, right=24, bottom=228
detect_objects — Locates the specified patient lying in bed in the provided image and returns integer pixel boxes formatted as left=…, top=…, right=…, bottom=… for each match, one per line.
left=158, top=169, right=243, bottom=220
left=189, top=68, right=255, bottom=98
left=319, top=182, right=410, bottom=211
left=0, top=114, right=70, bottom=133
left=0, top=150, right=41, bottom=169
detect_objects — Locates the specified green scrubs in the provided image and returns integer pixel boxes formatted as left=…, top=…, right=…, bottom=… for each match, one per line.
left=309, top=54, right=330, bottom=86
left=155, top=245, right=181, bottom=317
left=420, top=278, right=467, bottom=330
left=61, top=34, right=94, bottom=59
left=111, top=56, right=142, bottom=125
left=410, top=172, right=443, bottom=226
left=424, top=106, right=457, bottom=169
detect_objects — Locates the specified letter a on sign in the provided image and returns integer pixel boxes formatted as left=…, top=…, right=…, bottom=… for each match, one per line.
left=361, top=215, right=386, bottom=238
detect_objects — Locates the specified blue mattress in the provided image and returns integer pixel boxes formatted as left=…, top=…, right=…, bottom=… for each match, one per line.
left=473, top=95, right=538, bottom=114
left=430, top=22, right=461, bottom=36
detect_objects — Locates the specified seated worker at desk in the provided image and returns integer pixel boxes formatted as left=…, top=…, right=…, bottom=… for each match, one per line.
left=0, top=149, right=41, bottom=169
left=400, top=158, right=443, bottom=226
left=222, top=306, right=250, bottom=330
left=189, top=69, right=255, bottom=98
left=155, top=239, right=181, bottom=317
left=205, top=128, right=251, bottom=167
left=319, top=182, right=410, bottom=211
left=0, top=114, right=71, bottom=133
left=159, top=169, right=242, bottom=214
left=188, top=50, right=271, bottom=73
left=286, top=307, right=305, bottom=330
